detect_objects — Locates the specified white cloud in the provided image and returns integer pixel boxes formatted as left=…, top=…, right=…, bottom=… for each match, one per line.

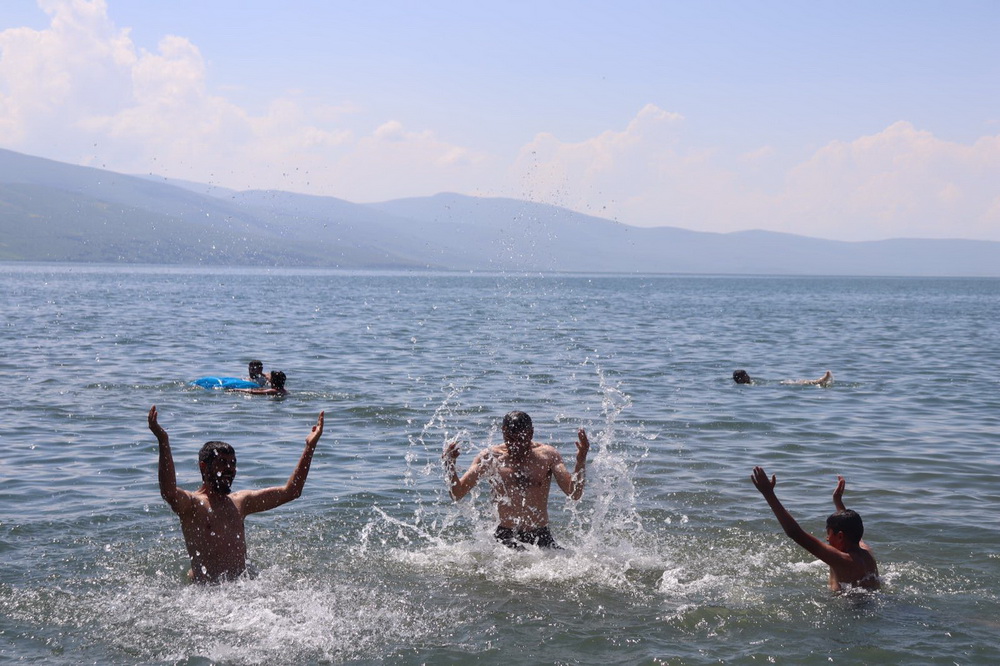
left=506, top=110, right=1000, bottom=241
left=322, top=121, right=490, bottom=201
left=0, top=0, right=134, bottom=142
left=773, top=122, right=1000, bottom=240
left=505, top=104, right=758, bottom=229
left=0, top=0, right=481, bottom=196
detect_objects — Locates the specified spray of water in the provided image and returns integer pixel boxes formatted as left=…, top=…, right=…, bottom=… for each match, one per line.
left=355, top=362, right=678, bottom=602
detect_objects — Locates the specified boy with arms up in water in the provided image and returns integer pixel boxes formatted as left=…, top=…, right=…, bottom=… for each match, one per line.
left=147, top=405, right=323, bottom=583
left=443, top=411, right=589, bottom=549
left=751, top=466, right=879, bottom=591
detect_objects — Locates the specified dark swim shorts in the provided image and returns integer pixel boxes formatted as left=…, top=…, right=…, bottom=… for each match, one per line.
left=494, top=525, right=562, bottom=550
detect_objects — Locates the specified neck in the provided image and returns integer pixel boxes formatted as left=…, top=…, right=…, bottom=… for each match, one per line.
left=505, top=441, right=531, bottom=459
left=200, top=483, right=231, bottom=498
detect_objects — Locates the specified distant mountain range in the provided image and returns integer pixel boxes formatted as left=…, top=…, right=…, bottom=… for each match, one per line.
left=1, top=147, right=997, bottom=276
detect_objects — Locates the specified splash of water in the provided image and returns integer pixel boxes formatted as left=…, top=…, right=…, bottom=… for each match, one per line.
left=371, top=362, right=671, bottom=598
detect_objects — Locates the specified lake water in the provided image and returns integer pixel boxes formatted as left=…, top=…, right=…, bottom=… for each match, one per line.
left=1, top=263, right=998, bottom=665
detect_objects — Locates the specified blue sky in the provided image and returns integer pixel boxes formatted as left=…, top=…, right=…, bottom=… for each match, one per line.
left=1, top=0, right=998, bottom=241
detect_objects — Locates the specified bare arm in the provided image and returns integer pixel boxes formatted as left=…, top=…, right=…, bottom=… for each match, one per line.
left=751, top=466, right=849, bottom=567
left=148, top=406, right=195, bottom=514
left=833, top=475, right=847, bottom=512
left=832, top=475, right=871, bottom=550
left=241, top=411, right=324, bottom=515
left=442, top=441, right=484, bottom=500
left=554, top=428, right=590, bottom=500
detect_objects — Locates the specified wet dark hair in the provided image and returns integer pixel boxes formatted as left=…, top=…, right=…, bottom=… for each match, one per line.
left=248, top=360, right=264, bottom=374
left=199, top=441, right=235, bottom=466
left=502, top=411, right=533, bottom=438
left=827, top=509, right=864, bottom=544
left=733, top=369, right=752, bottom=384
left=270, top=370, right=286, bottom=389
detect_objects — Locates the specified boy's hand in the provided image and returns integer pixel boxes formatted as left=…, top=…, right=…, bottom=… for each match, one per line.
left=833, top=475, right=847, bottom=512
left=306, top=411, right=325, bottom=448
left=148, top=405, right=167, bottom=442
left=442, top=440, right=461, bottom=463
left=576, top=428, right=590, bottom=460
left=751, top=466, right=776, bottom=496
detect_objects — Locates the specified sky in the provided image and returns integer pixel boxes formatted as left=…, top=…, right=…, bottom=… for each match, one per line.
left=1, top=0, right=999, bottom=241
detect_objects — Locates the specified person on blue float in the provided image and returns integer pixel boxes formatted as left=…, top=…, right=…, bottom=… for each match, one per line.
left=147, top=405, right=324, bottom=583
left=229, top=370, right=287, bottom=396
left=247, top=360, right=270, bottom=387
left=751, top=467, right=880, bottom=591
left=443, top=411, right=589, bottom=549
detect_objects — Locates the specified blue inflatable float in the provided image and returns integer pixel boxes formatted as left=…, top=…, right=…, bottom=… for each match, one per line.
left=191, top=377, right=259, bottom=390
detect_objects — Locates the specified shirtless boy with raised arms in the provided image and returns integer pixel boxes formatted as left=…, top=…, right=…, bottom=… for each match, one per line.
left=443, top=410, right=589, bottom=549
left=751, top=466, right=879, bottom=591
left=147, top=406, right=323, bottom=582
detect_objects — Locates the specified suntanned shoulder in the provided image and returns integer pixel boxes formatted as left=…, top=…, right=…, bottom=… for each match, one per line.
left=540, top=444, right=565, bottom=466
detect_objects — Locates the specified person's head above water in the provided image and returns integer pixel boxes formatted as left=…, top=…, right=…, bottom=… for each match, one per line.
left=826, top=509, right=865, bottom=547
left=733, top=369, right=753, bottom=384
left=270, top=371, right=286, bottom=389
left=501, top=411, right=534, bottom=451
left=248, top=360, right=264, bottom=377
left=198, top=441, right=236, bottom=494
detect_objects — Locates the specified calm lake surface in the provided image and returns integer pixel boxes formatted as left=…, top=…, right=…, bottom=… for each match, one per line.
left=1, top=263, right=998, bottom=664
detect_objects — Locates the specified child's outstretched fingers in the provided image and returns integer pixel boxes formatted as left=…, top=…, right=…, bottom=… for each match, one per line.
left=306, top=411, right=324, bottom=446
left=751, top=466, right=776, bottom=493
left=442, top=440, right=460, bottom=461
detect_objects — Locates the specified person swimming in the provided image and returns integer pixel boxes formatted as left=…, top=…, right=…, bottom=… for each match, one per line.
left=247, top=360, right=270, bottom=387
left=229, top=370, right=287, bottom=395
left=733, top=369, right=833, bottom=387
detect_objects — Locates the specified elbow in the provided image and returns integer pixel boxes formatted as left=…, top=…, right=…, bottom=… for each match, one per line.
left=283, top=480, right=305, bottom=502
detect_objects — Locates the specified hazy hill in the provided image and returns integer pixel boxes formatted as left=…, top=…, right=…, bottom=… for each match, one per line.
left=1, top=147, right=998, bottom=276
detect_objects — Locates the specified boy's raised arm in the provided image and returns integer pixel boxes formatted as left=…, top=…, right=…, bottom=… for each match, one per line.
left=833, top=475, right=847, bottom=512
left=554, top=428, right=589, bottom=500
left=751, top=466, right=848, bottom=567
left=832, top=475, right=871, bottom=551
left=242, top=411, right=324, bottom=515
left=149, top=406, right=191, bottom=513
left=442, top=441, right=485, bottom=501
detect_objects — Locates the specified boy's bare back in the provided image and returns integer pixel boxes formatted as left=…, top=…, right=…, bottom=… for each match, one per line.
left=148, top=406, right=324, bottom=583
left=826, top=543, right=879, bottom=591
left=174, top=486, right=249, bottom=582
